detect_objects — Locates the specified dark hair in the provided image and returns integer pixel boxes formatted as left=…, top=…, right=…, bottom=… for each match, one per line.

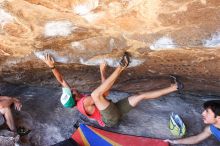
left=203, top=100, right=220, bottom=117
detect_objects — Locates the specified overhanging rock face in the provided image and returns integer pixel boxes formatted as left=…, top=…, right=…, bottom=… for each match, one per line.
left=0, top=0, right=220, bottom=93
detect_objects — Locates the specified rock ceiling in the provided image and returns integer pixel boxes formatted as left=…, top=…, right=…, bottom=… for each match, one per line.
left=0, top=0, right=219, bottom=93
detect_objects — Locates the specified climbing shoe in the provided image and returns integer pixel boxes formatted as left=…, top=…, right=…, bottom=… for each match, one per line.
left=170, top=75, right=184, bottom=91
left=17, top=127, right=31, bottom=136
left=119, top=52, right=130, bottom=68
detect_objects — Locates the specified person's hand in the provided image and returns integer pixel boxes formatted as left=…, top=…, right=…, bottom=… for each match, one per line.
left=100, top=61, right=107, bottom=72
left=13, top=99, right=22, bottom=111
left=43, top=54, right=55, bottom=68
left=164, top=139, right=177, bottom=144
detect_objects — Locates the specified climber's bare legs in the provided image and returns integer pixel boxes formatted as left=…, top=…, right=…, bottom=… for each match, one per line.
left=128, top=84, right=178, bottom=107
left=0, top=107, right=16, bottom=131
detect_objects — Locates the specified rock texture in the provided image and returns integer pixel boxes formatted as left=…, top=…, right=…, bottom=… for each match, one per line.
left=0, top=1, right=220, bottom=145
left=0, top=83, right=220, bottom=146
left=0, top=130, right=19, bottom=146
left=0, top=0, right=219, bottom=93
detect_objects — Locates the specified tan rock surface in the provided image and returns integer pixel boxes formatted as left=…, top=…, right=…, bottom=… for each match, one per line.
left=0, top=0, right=219, bottom=93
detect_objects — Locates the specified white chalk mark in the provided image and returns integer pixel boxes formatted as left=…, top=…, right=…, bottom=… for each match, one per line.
left=150, top=37, right=177, bottom=51
left=73, top=0, right=99, bottom=16
left=0, top=8, right=14, bottom=29
left=34, top=49, right=69, bottom=63
left=80, top=57, right=144, bottom=67
left=44, top=21, right=77, bottom=37
left=71, top=42, right=86, bottom=51
left=203, top=32, right=220, bottom=47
